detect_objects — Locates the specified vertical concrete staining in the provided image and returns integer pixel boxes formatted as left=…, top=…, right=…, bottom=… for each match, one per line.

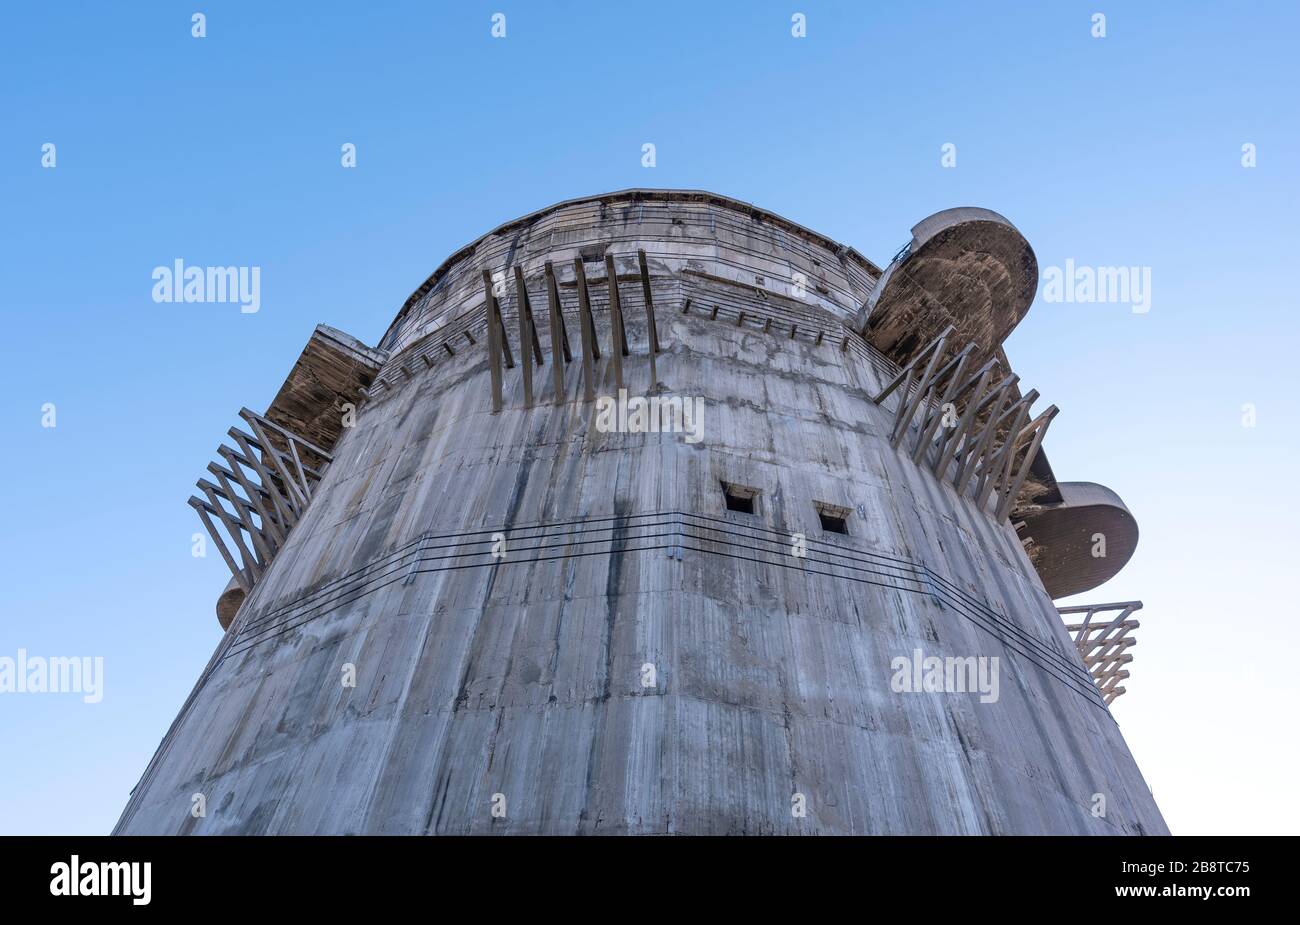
left=116, top=190, right=1168, bottom=835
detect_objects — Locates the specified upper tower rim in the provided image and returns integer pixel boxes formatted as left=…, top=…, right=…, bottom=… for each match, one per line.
left=381, top=188, right=884, bottom=349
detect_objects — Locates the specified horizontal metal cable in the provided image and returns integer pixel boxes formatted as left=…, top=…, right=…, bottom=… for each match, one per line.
left=221, top=510, right=1102, bottom=708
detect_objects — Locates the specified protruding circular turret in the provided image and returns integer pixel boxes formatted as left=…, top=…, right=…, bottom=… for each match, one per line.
left=858, top=207, right=1037, bottom=365
left=215, top=575, right=246, bottom=630
left=1019, top=481, right=1139, bottom=598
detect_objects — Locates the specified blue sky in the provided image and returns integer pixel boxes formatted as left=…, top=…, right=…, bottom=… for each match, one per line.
left=1, top=1, right=1296, bottom=835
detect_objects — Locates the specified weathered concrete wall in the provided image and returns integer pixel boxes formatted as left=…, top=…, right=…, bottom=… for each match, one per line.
left=116, top=193, right=1166, bottom=835
left=380, top=190, right=879, bottom=356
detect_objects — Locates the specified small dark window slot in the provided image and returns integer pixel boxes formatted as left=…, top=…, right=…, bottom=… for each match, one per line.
left=725, top=491, right=754, bottom=514
left=818, top=511, right=848, bottom=534
left=722, top=481, right=758, bottom=515
left=815, top=502, right=851, bottom=535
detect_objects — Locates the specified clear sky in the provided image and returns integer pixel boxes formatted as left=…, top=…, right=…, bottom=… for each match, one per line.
left=1, top=2, right=1296, bottom=836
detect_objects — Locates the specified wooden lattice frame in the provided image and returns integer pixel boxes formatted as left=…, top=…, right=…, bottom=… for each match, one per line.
left=1059, top=601, right=1142, bottom=705
left=870, top=325, right=1057, bottom=521
left=189, top=408, right=332, bottom=594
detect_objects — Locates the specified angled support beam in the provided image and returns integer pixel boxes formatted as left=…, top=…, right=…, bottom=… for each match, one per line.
left=995, top=405, right=1059, bottom=520
left=193, top=407, right=340, bottom=607
left=573, top=258, right=598, bottom=402
left=228, top=427, right=298, bottom=529
left=495, top=296, right=515, bottom=370
left=608, top=258, right=629, bottom=358
left=1090, top=651, right=1135, bottom=674
left=927, top=356, right=1001, bottom=470
left=1058, top=601, right=1143, bottom=704
left=918, top=343, right=974, bottom=391
left=241, top=414, right=310, bottom=511
left=206, top=466, right=277, bottom=565
left=512, top=266, right=535, bottom=409
left=911, top=345, right=974, bottom=465
left=1071, top=605, right=1099, bottom=642
left=189, top=497, right=253, bottom=593
left=637, top=250, right=660, bottom=387
left=574, top=259, right=600, bottom=360
left=488, top=281, right=512, bottom=371
left=953, top=379, right=1023, bottom=496
left=217, top=446, right=287, bottom=546
left=197, top=477, right=265, bottom=563
left=512, top=267, right=544, bottom=365
left=604, top=255, right=626, bottom=390
left=1084, top=606, right=1141, bottom=650
left=1060, top=601, right=1142, bottom=618
left=197, top=481, right=263, bottom=580
left=286, top=437, right=311, bottom=501
left=544, top=262, right=569, bottom=403
left=1099, top=669, right=1131, bottom=691
left=483, top=269, right=504, bottom=413
left=960, top=384, right=1036, bottom=497
left=870, top=323, right=956, bottom=406
left=975, top=400, right=1031, bottom=510
left=932, top=365, right=995, bottom=481
left=241, top=420, right=312, bottom=506
left=890, top=329, right=951, bottom=448
left=974, top=395, right=1034, bottom=509
left=932, top=352, right=997, bottom=414
left=244, top=423, right=306, bottom=517
left=208, top=454, right=271, bottom=508
left=545, top=262, right=572, bottom=362
left=192, top=401, right=337, bottom=629
left=239, top=407, right=333, bottom=462
left=1090, top=635, right=1138, bottom=664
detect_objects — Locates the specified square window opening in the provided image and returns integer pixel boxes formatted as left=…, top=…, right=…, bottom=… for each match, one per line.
left=722, top=481, right=759, bottom=515
left=815, top=502, right=851, bottom=535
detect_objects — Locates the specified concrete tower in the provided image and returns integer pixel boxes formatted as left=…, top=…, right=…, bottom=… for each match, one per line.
left=116, top=190, right=1166, bottom=835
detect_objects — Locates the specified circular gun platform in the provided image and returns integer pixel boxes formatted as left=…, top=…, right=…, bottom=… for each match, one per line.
left=858, top=207, right=1038, bottom=365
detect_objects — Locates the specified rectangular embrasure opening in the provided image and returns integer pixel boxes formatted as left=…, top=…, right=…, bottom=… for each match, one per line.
left=815, top=501, right=851, bottom=535
left=722, top=481, right=759, bottom=515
